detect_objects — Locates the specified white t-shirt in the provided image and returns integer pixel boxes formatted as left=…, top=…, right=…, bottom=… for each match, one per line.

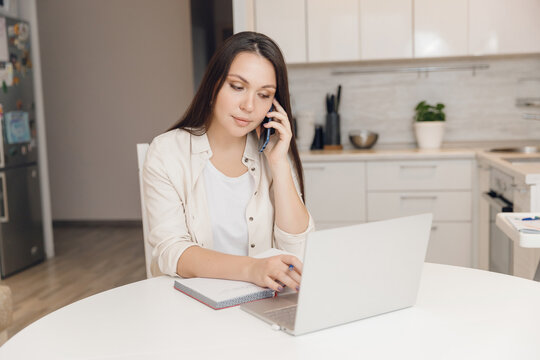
left=203, top=160, right=255, bottom=256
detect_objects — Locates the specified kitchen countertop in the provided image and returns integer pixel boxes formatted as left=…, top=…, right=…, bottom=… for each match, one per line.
left=300, top=139, right=540, bottom=184
left=300, top=147, right=476, bottom=161
left=476, top=150, right=540, bottom=185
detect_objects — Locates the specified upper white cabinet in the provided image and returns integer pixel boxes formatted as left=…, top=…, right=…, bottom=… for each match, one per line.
left=235, top=0, right=540, bottom=63
left=359, top=0, right=413, bottom=60
left=306, top=0, right=360, bottom=62
left=414, top=0, right=468, bottom=58
left=469, top=0, right=540, bottom=55
left=254, top=0, right=307, bottom=63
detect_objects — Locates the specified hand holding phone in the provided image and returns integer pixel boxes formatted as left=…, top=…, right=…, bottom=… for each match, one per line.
left=258, top=105, right=275, bottom=152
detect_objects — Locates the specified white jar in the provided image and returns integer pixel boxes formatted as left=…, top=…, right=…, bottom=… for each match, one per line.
left=414, top=121, right=445, bottom=149
left=295, top=111, right=315, bottom=150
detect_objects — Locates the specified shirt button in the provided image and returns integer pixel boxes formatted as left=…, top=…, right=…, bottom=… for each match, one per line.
left=250, top=244, right=256, bottom=248
left=244, top=158, right=248, bottom=163
left=254, top=191, right=257, bottom=195
left=251, top=167, right=255, bottom=171
left=249, top=217, right=254, bottom=221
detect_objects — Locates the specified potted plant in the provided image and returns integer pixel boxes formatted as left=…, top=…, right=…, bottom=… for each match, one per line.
left=413, top=101, right=446, bottom=149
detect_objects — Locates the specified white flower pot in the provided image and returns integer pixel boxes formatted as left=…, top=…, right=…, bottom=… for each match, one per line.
left=414, top=121, right=445, bottom=149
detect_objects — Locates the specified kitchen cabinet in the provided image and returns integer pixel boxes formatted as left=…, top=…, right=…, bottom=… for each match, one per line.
left=359, top=0, right=413, bottom=60
left=254, top=0, right=307, bottom=63
left=303, top=157, right=475, bottom=267
left=303, top=162, right=366, bottom=229
left=477, top=161, right=490, bottom=271
left=366, top=159, right=474, bottom=267
left=235, top=0, right=540, bottom=64
left=366, top=160, right=472, bottom=191
left=413, top=0, right=468, bottom=58
left=469, top=0, right=540, bottom=55
left=306, top=0, right=360, bottom=62
left=427, top=223, right=472, bottom=267
left=367, top=192, right=472, bottom=222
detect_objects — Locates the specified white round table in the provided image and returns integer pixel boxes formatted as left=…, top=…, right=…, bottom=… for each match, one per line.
left=1, top=263, right=540, bottom=360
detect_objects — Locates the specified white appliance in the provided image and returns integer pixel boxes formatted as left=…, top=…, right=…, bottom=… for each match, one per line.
left=482, top=168, right=514, bottom=275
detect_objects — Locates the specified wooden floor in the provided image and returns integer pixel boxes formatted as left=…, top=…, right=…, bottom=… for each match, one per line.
left=0, top=224, right=146, bottom=343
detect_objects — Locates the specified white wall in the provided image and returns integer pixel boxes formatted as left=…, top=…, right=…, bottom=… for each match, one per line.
left=289, top=55, right=540, bottom=148
left=37, top=0, right=194, bottom=220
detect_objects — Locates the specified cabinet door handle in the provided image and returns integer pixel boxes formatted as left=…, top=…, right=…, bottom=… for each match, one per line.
left=400, top=195, right=438, bottom=200
left=399, top=165, right=437, bottom=169
left=0, top=120, right=4, bottom=168
left=0, top=173, right=8, bottom=223
left=303, top=165, right=326, bottom=171
left=431, top=225, right=438, bottom=231
left=510, top=184, right=528, bottom=193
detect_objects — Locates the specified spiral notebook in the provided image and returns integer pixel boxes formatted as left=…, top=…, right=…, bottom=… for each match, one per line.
left=173, top=248, right=292, bottom=309
left=174, top=278, right=274, bottom=309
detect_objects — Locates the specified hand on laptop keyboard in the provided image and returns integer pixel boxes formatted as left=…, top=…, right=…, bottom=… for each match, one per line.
left=247, top=254, right=303, bottom=293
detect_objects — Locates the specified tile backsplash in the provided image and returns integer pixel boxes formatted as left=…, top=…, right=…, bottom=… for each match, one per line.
left=288, top=55, right=540, bottom=149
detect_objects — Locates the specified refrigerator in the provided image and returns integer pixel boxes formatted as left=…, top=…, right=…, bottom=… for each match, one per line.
left=0, top=16, right=44, bottom=278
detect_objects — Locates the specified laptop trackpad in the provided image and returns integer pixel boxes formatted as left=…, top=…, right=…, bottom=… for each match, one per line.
left=242, top=292, right=298, bottom=313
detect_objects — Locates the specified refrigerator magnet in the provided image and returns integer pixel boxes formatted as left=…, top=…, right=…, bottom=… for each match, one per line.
left=6, top=62, right=12, bottom=86
left=17, top=23, right=29, bottom=42
left=5, top=111, right=31, bottom=144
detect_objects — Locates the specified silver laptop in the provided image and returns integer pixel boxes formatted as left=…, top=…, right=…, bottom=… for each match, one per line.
left=241, top=213, right=433, bottom=336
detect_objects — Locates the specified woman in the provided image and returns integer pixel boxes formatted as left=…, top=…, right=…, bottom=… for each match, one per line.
left=143, top=32, right=314, bottom=293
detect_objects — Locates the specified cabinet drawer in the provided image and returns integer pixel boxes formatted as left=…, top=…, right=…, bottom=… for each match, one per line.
left=426, top=222, right=472, bottom=267
left=367, top=160, right=472, bottom=190
left=304, top=162, right=366, bottom=222
left=367, top=191, right=471, bottom=222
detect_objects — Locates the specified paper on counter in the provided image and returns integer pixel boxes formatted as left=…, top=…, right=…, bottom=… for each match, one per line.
left=507, top=216, right=540, bottom=234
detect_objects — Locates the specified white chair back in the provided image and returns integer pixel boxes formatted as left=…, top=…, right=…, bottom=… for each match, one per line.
left=137, top=143, right=153, bottom=278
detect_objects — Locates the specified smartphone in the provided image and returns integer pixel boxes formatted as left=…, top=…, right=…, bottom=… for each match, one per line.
left=258, top=105, right=275, bottom=152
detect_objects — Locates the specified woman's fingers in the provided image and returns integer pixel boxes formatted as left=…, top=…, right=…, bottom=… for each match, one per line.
left=272, top=98, right=286, bottom=114
left=281, top=255, right=303, bottom=274
left=270, top=98, right=291, bottom=128
left=274, top=272, right=300, bottom=292
left=263, top=120, right=290, bottom=139
left=256, top=255, right=303, bottom=292
left=265, top=276, right=283, bottom=292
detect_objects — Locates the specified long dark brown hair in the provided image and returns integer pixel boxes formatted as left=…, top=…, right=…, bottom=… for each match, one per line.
left=169, top=31, right=305, bottom=200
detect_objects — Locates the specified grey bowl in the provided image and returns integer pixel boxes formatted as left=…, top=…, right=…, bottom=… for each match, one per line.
left=349, top=130, right=379, bottom=149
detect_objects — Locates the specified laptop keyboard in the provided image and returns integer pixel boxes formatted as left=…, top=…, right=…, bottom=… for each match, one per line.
left=264, top=305, right=297, bottom=328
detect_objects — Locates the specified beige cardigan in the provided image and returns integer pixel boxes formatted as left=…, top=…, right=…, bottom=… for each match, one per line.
left=142, top=129, right=314, bottom=277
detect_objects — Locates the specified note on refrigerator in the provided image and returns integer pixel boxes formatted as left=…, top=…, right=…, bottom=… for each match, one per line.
left=5, top=111, right=31, bottom=144
left=0, top=17, right=8, bottom=62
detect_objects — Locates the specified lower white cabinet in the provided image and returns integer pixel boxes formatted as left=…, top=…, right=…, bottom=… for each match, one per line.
left=426, top=223, right=472, bottom=267
left=314, top=222, right=359, bottom=231
left=302, top=158, right=474, bottom=268
left=303, top=162, right=366, bottom=223
left=367, top=191, right=472, bottom=222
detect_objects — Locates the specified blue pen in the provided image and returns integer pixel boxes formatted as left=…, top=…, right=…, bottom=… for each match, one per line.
left=521, top=216, right=540, bottom=221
